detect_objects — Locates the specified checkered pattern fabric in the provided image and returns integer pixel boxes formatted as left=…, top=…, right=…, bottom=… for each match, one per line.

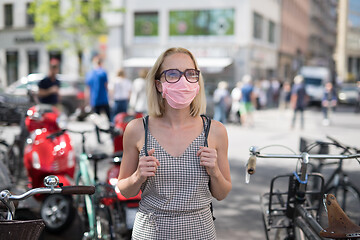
left=132, top=117, right=215, bottom=240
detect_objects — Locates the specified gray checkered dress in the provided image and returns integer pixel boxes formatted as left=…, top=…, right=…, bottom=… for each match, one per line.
left=132, top=116, right=216, bottom=240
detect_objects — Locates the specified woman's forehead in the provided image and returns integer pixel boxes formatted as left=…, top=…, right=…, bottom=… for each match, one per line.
left=161, top=53, right=195, bottom=70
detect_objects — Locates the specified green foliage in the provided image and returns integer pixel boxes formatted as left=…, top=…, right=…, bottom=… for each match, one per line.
left=28, top=0, right=117, bottom=52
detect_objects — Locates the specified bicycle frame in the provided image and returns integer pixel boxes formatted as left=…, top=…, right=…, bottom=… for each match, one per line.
left=76, top=152, right=97, bottom=238
left=247, top=146, right=360, bottom=240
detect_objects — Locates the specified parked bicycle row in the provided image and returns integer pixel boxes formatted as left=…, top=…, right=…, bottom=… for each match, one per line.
left=0, top=102, right=145, bottom=239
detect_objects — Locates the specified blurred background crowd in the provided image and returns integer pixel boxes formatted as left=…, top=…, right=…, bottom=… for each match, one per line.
left=1, top=0, right=360, bottom=125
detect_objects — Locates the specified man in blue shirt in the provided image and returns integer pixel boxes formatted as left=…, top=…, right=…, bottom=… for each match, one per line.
left=85, top=56, right=111, bottom=121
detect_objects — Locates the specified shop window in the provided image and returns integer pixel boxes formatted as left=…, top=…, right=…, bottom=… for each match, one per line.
left=253, top=12, right=263, bottom=40
left=4, top=4, right=13, bottom=28
left=28, top=50, right=39, bottom=74
left=26, top=3, right=35, bottom=26
left=6, top=51, right=18, bottom=85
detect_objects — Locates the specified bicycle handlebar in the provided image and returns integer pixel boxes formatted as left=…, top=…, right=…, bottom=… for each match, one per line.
left=247, top=145, right=360, bottom=175
left=1, top=175, right=95, bottom=220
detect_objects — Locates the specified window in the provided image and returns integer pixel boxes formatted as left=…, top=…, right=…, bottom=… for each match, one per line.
left=28, top=50, right=39, bottom=74
left=253, top=12, right=263, bottom=40
left=268, top=20, right=275, bottom=43
left=4, top=4, right=13, bottom=28
left=6, top=51, right=18, bottom=85
left=134, top=12, right=158, bottom=36
left=169, top=9, right=234, bottom=36
left=26, top=3, right=35, bottom=26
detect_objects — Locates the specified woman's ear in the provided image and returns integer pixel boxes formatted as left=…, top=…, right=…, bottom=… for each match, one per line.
left=155, top=80, right=162, bottom=93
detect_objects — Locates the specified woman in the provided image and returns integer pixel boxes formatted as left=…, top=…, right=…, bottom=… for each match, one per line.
left=117, top=47, right=232, bottom=239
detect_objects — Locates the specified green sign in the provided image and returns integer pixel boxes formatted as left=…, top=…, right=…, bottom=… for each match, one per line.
left=169, top=9, right=234, bottom=36
left=134, top=12, right=159, bottom=36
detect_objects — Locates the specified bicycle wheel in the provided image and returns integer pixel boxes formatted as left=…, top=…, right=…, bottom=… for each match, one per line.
left=95, top=205, right=114, bottom=240
left=41, top=194, right=75, bottom=233
left=7, top=142, right=23, bottom=183
left=319, top=182, right=360, bottom=227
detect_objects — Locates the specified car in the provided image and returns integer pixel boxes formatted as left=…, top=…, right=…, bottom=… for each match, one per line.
left=337, top=83, right=358, bottom=105
left=5, top=73, right=86, bottom=117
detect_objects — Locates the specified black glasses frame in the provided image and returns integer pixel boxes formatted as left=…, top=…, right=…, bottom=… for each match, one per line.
left=158, top=69, right=200, bottom=83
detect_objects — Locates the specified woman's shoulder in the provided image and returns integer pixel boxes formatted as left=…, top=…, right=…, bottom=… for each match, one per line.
left=123, top=117, right=146, bottom=140
left=208, top=118, right=227, bottom=137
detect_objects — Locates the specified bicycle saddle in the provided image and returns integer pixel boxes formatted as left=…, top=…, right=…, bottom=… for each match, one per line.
left=319, top=194, right=360, bottom=239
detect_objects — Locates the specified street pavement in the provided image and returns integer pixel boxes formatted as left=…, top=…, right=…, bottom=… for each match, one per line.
left=3, top=105, right=360, bottom=239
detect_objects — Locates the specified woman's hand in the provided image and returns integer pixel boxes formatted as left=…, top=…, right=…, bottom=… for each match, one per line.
left=197, top=146, right=220, bottom=177
left=136, top=149, right=160, bottom=182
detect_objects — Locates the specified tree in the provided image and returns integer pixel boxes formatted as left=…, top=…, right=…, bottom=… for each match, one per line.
left=28, top=0, right=120, bottom=75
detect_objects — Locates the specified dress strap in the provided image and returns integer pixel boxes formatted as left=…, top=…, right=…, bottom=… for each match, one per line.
left=142, top=115, right=149, bottom=156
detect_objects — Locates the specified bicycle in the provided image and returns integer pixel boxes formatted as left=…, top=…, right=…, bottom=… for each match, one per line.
left=68, top=126, right=119, bottom=240
left=0, top=125, right=27, bottom=184
left=246, top=144, right=360, bottom=240
left=0, top=175, right=95, bottom=240
left=300, top=136, right=360, bottom=226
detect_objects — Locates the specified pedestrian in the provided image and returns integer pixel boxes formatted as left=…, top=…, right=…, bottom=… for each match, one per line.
left=290, top=75, right=308, bottom=129
left=278, top=81, right=292, bottom=110
left=117, top=47, right=232, bottom=240
left=85, top=56, right=110, bottom=143
left=213, top=81, right=231, bottom=124
left=229, top=81, right=242, bottom=124
left=354, top=80, right=360, bottom=113
left=85, top=55, right=111, bottom=121
left=38, top=58, right=61, bottom=105
left=129, top=68, right=148, bottom=114
left=110, top=68, right=132, bottom=121
left=239, top=75, right=256, bottom=127
left=321, top=81, right=337, bottom=126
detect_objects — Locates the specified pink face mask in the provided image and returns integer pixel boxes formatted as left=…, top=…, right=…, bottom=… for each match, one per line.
left=161, top=78, right=200, bottom=109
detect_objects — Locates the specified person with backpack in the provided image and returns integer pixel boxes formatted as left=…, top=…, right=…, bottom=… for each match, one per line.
left=117, top=47, right=232, bottom=240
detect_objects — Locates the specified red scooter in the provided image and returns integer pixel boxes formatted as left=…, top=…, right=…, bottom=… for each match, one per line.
left=105, top=112, right=143, bottom=239
left=23, top=104, right=76, bottom=232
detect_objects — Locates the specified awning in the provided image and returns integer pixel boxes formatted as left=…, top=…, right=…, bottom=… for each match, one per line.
left=123, top=57, right=233, bottom=69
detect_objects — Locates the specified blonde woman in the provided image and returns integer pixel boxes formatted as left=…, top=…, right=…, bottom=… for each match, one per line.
left=117, top=47, right=232, bottom=239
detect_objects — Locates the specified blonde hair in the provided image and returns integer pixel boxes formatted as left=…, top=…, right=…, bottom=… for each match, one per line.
left=146, top=47, right=206, bottom=117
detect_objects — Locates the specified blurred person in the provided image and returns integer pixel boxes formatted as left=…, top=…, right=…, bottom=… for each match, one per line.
left=321, top=81, right=337, bottom=126
left=239, top=75, right=256, bottom=127
left=290, top=75, right=308, bottom=129
left=117, top=47, right=231, bottom=240
left=85, top=56, right=110, bottom=143
left=270, top=78, right=281, bottom=108
left=85, top=55, right=111, bottom=121
left=278, top=81, right=292, bottom=110
left=38, top=58, right=61, bottom=105
left=213, top=81, right=231, bottom=124
left=110, top=69, right=132, bottom=121
left=129, top=68, right=148, bottom=114
left=355, top=80, right=360, bottom=113
left=229, top=81, right=242, bottom=124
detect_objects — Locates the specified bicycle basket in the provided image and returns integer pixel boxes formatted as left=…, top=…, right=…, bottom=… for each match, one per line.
left=0, top=219, right=45, bottom=240
left=261, top=173, right=324, bottom=232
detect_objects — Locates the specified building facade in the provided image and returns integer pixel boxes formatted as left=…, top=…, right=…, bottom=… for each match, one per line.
left=0, top=0, right=281, bottom=89
left=336, top=0, right=360, bottom=82
left=278, top=0, right=310, bottom=83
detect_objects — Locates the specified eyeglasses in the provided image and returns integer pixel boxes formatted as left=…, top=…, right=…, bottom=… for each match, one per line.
left=51, top=65, right=59, bottom=69
left=158, top=69, right=200, bottom=83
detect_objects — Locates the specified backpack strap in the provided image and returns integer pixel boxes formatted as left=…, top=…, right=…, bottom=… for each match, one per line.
left=142, top=115, right=149, bottom=156
left=201, top=114, right=211, bottom=147
left=200, top=114, right=215, bottom=221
